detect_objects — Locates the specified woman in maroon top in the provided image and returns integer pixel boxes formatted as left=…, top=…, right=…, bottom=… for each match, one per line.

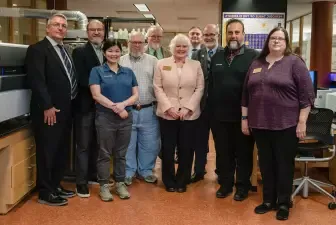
left=241, top=27, right=315, bottom=220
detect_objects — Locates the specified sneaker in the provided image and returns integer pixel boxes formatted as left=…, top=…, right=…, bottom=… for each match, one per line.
left=125, top=177, right=133, bottom=186
left=144, top=175, right=157, bottom=183
left=76, top=184, right=90, bottom=198
left=99, top=184, right=113, bottom=202
left=116, top=182, right=130, bottom=199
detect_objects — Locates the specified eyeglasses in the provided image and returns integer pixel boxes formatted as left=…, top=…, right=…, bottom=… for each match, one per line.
left=149, top=35, right=162, bottom=39
left=270, top=36, right=285, bottom=41
left=130, top=41, right=145, bottom=45
left=88, top=28, right=104, bottom=32
left=204, top=33, right=217, bottom=38
left=50, top=23, right=67, bottom=29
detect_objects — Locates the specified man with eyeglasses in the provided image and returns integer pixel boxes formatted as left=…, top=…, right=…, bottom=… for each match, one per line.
left=119, top=32, right=160, bottom=186
left=190, top=24, right=224, bottom=183
left=208, top=19, right=258, bottom=201
left=145, top=25, right=171, bottom=59
left=72, top=19, right=105, bottom=198
left=25, top=13, right=77, bottom=206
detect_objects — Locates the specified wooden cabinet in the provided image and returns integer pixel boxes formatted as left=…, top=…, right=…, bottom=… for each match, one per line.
left=0, top=127, right=36, bottom=214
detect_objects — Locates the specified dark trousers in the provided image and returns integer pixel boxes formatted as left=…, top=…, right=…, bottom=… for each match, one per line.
left=75, top=111, right=98, bottom=185
left=194, top=108, right=210, bottom=174
left=33, top=109, right=72, bottom=197
left=252, top=126, right=298, bottom=205
left=95, top=111, right=132, bottom=184
left=211, top=120, right=255, bottom=190
left=159, top=118, right=197, bottom=188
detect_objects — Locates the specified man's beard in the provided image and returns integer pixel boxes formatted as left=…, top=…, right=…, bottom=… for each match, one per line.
left=130, top=51, right=143, bottom=58
left=228, top=40, right=241, bottom=50
left=90, top=37, right=103, bottom=45
left=150, top=43, right=161, bottom=50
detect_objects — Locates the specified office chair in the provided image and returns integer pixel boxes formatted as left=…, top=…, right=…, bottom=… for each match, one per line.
left=291, top=108, right=336, bottom=210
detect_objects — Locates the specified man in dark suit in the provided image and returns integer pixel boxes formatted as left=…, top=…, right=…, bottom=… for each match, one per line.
left=191, top=24, right=224, bottom=183
left=25, top=13, right=78, bottom=206
left=72, top=20, right=105, bottom=198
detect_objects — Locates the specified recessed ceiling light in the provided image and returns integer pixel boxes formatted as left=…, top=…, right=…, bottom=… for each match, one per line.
left=134, top=4, right=149, bottom=12
left=143, top=14, right=155, bottom=19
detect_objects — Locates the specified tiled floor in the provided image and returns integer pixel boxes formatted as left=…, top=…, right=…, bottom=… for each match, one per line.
left=2, top=139, right=336, bottom=225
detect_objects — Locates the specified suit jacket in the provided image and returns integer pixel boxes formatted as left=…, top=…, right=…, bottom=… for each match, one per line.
left=192, top=46, right=224, bottom=110
left=153, top=57, right=204, bottom=120
left=25, top=37, right=77, bottom=122
left=72, top=42, right=102, bottom=113
left=145, top=45, right=172, bottom=59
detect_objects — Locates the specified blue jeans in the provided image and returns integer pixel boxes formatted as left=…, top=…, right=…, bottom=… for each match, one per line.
left=126, top=106, right=160, bottom=178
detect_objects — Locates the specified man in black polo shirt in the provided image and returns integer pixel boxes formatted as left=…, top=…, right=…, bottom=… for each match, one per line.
left=208, top=19, right=258, bottom=201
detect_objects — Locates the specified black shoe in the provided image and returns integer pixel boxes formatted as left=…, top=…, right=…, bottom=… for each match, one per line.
left=56, top=186, right=76, bottom=198
left=176, top=187, right=186, bottom=193
left=165, top=187, right=175, bottom=192
left=216, top=186, right=232, bottom=198
left=190, top=173, right=204, bottom=183
left=234, top=189, right=248, bottom=201
left=254, top=203, right=276, bottom=214
left=276, top=204, right=289, bottom=220
left=38, top=193, right=68, bottom=206
left=76, top=184, right=90, bottom=198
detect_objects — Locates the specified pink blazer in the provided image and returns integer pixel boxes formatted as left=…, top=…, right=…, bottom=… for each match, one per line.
left=153, top=56, right=204, bottom=120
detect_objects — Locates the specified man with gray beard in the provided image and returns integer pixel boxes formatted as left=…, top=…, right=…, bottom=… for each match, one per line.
left=72, top=19, right=105, bottom=198
left=119, top=32, right=160, bottom=186
left=208, top=19, right=258, bottom=201
left=145, top=25, right=171, bottom=59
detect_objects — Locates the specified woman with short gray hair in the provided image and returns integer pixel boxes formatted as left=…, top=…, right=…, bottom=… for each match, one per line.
left=154, top=34, right=204, bottom=193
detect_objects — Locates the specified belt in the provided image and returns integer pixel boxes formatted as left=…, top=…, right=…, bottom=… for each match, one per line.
left=132, top=102, right=156, bottom=111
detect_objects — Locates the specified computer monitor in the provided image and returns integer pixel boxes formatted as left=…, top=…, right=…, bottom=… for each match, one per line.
left=309, top=70, right=318, bottom=96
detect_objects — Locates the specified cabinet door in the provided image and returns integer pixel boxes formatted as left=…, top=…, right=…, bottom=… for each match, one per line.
left=11, top=137, right=35, bottom=165
left=8, top=154, right=36, bottom=204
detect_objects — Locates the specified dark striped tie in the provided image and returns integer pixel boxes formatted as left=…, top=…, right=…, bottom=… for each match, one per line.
left=57, top=45, right=78, bottom=99
left=207, top=49, right=213, bottom=73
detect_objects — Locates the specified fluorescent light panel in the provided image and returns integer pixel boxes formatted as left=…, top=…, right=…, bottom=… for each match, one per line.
left=134, top=4, right=149, bottom=12
left=143, top=14, right=155, bottom=19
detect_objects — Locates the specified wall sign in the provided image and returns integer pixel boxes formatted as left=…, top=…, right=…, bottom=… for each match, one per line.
left=222, top=12, right=286, bottom=50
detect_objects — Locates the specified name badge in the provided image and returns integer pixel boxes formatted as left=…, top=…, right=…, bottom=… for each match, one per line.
left=216, top=64, right=222, bottom=66
left=163, top=66, right=172, bottom=71
left=253, top=68, right=262, bottom=73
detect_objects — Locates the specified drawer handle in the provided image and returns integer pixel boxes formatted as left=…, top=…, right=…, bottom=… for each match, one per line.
left=27, top=181, right=34, bottom=187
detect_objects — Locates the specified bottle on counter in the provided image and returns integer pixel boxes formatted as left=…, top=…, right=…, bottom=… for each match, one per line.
left=118, top=28, right=123, bottom=39
left=108, top=26, right=114, bottom=39
left=123, top=28, right=129, bottom=39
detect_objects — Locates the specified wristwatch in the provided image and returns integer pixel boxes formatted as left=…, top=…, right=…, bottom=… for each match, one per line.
left=241, top=116, right=248, bottom=120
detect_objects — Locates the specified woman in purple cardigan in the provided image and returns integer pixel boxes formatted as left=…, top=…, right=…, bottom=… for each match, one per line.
left=241, top=27, right=315, bottom=221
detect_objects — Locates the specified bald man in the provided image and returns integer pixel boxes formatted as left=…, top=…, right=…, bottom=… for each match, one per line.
left=191, top=24, right=224, bottom=183
left=72, top=19, right=105, bottom=198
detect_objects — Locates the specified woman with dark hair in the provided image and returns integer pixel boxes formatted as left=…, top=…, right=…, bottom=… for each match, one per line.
left=89, top=39, right=139, bottom=201
left=241, top=27, right=315, bottom=220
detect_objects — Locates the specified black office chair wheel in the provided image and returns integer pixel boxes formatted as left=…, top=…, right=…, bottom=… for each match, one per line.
left=328, top=202, right=336, bottom=210
left=251, top=186, right=257, bottom=192
left=331, top=190, right=336, bottom=197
